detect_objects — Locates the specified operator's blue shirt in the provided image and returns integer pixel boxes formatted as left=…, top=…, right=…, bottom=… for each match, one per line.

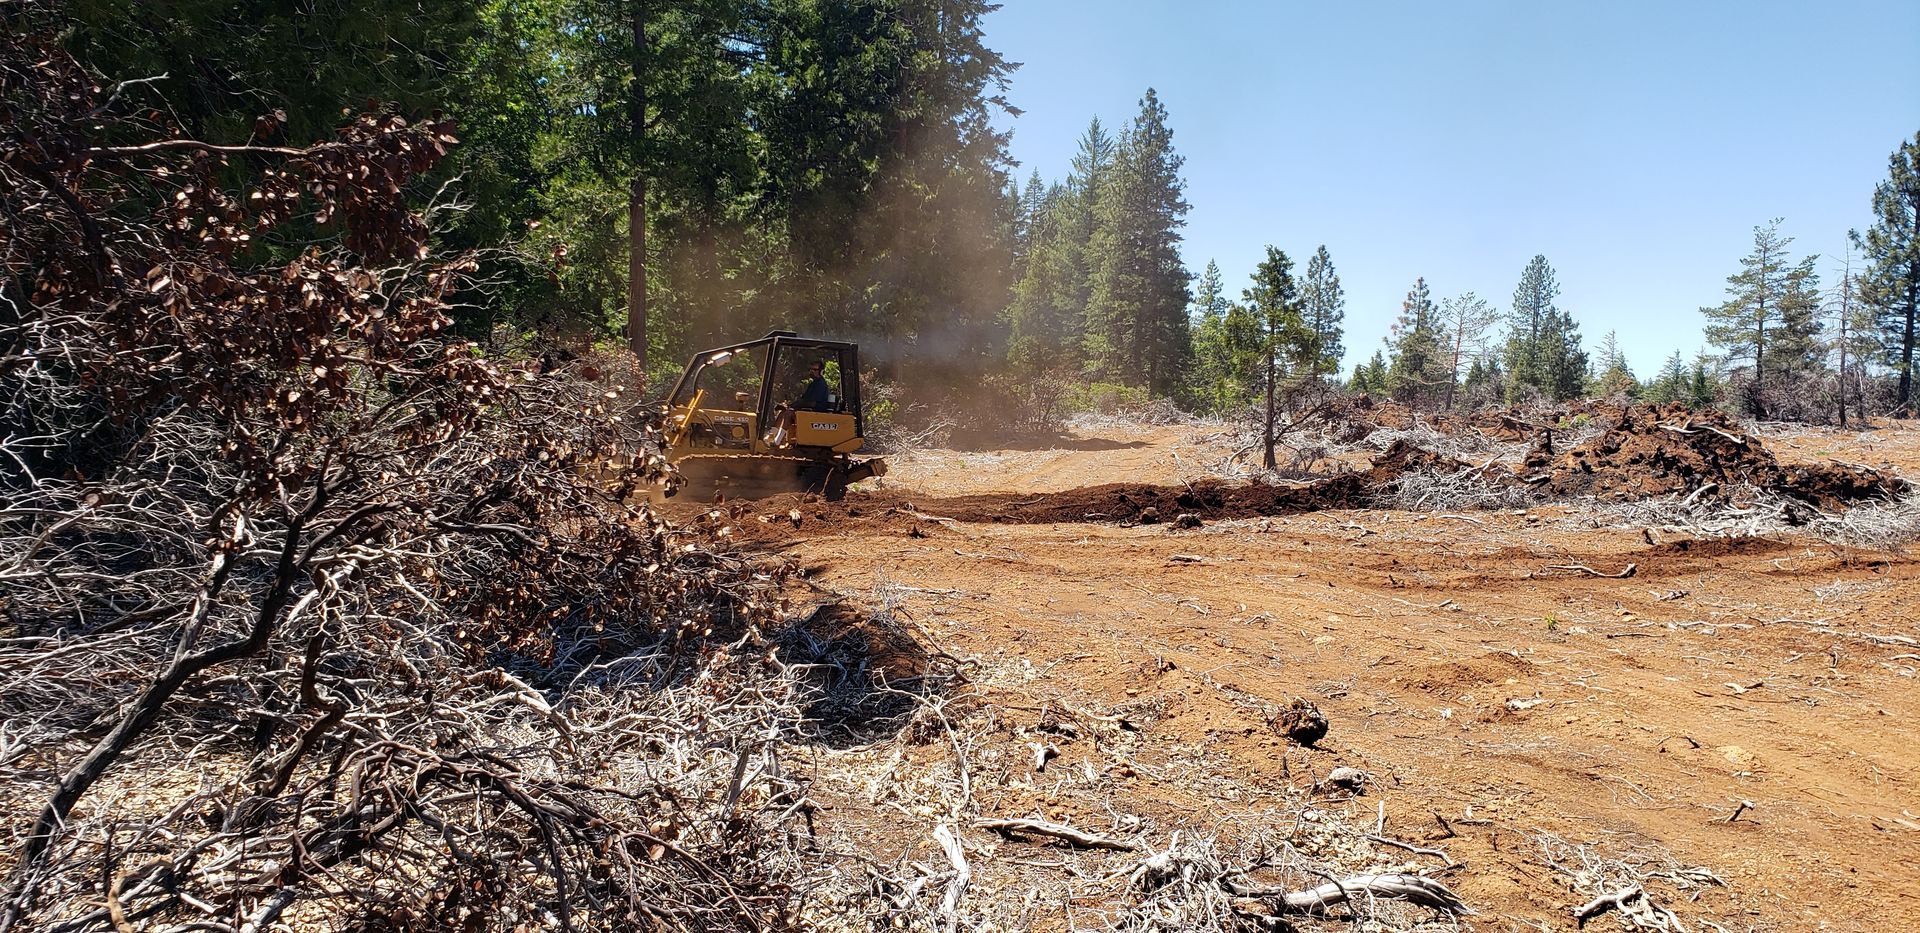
left=799, top=375, right=830, bottom=410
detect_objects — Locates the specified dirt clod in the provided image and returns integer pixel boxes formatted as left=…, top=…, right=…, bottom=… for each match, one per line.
left=1273, top=697, right=1329, bottom=747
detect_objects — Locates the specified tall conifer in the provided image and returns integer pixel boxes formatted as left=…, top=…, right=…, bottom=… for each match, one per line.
left=1857, top=131, right=1920, bottom=414
left=1299, top=245, right=1346, bottom=376
left=1084, top=89, right=1192, bottom=394
left=1701, top=220, right=1822, bottom=416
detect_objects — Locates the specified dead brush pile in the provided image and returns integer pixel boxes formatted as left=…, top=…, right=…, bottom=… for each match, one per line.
left=0, top=25, right=897, bottom=931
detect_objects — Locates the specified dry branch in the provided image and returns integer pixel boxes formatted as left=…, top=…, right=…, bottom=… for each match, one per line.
left=1547, top=562, right=1639, bottom=578
left=1227, top=872, right=1471, bottom=915
left=975, top=817, right=1136, bottom=851
left=932, top=824, right=970, bottom=928
left=1575, top=885, right=1687, bottom=931
left=1363, top=833, right=1459, bottom=867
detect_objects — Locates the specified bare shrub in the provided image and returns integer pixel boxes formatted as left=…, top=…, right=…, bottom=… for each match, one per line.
left=1729, top=368, right=1839, bottom=424
left=948, top=368, right=1079, bottom=442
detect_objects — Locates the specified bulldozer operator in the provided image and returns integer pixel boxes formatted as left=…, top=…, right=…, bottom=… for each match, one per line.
left=798, top=360, right=831, bottom=411
left=769, top=359, right=833, bottom=447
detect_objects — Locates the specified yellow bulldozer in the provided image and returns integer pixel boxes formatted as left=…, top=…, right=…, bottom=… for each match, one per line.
left=654, top=330, right=888, bottom=502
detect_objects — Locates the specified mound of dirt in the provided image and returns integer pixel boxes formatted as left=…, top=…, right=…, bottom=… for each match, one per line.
left=692, top=493, right=956, bottom=546
left=1464, top=400, right=1630, bottom=441
left=929, top=440, right=1468, bottom=524
left=711, top=408, right=1905, bottom=541
left=721, top=441, right=1473, bottom=534
left=1466, top=409, right=1543, bottom=441
left=1527, top=403, right=1907, bottom=510
left=1398, top=651, right=1540, bottom=695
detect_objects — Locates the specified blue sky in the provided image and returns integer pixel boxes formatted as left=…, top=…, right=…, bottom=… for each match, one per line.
left=982, top=1, right=1920, bottom=375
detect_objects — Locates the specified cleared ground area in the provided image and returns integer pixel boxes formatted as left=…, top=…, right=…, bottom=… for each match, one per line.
left=728, top=415, right=1920, bottom=931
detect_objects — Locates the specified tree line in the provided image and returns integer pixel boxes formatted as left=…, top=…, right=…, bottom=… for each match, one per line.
left=25, top=2, right=1920, bottom=422
left=1168, top=131, right=1920, bottom=427
left=49, top=0, right=1019, bottom=382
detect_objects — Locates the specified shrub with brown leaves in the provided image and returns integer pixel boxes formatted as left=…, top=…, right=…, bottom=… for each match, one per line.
left=3, top=17, right=821, bottom=932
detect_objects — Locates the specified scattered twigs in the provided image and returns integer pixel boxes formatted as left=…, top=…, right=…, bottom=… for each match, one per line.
left=1601, top=485, right=1920, bottom=552
left=1380, top=467, right=1534, bottom=512
left=1536, top=831, right=1722, bottom=933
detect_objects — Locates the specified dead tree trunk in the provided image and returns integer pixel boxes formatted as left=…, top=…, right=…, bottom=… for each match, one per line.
left=1262, top=353, right=1278, bottom=471
left=1902, top=222, right=1918, bottom=415
left=1839, top=266, right=1851, bottom=427
left=627, top=4, right=648, bottom=377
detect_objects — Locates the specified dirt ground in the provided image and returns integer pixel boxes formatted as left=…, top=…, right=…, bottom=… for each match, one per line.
left=746, top=417, right=1920, bottom=931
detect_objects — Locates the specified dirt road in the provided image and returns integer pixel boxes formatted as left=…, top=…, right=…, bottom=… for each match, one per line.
left=758, top=419, right=1920, bottom=930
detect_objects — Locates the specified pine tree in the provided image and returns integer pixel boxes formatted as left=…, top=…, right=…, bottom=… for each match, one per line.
left=1857, top=131, right=1920, bottom=415
left=1084, top=89, right=1193, bottom=395
left=1022, top=170, right=1049, bottom=219
left=1223, top=300, right=1264, bottom=402
left=1051, top=118, right=1115, bottom=348
left=1299, top=245, right=1346, bottom=376
left=1013, top=169, right=1047, bottom=273
left=1646, top=350, right=1690, bottom=404
left=1188, top=260, right=1243, bottom=411
left=1070, top=117, right=1118, bottom=201
left=516, top=0, right=769, bottom=361
left=1593, top=331, right=1637, bottom=397
left=1438, top=291, right=1499, bottom=410
left=1009, top=122, right=1121, bottom=374
left=1503, top=255, right=1588, bottom=402
left=1362, top=351, right=1390, bottom=397
left=1243, top=248, right=1311, bottom=469
left=1386, top=277, right=1448, bottom=408
left=1702, top=219, right=1823, bottom=417
left=1006, top=185, right=1079, bottom=372
left=1547, top=308, right=1591, bottom=401
left=843, top=0, right=1020, bottom=374
left=1462, top=356, right=1503, bottom=401
left=1689, top=349, right=1722, bottom=409
left=1505, top=255, right=1557, bottom=395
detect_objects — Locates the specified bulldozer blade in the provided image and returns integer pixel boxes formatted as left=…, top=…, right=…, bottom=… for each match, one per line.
left=658, top=455, right=832, bottom=504
left=843, top=457, right=888, bottom=485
